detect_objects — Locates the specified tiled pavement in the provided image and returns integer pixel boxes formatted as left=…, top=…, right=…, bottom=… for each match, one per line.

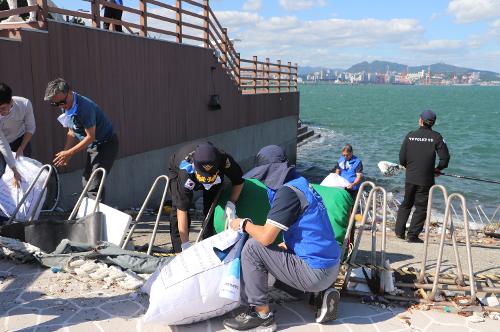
left=1, top=259, right=499, bottom=332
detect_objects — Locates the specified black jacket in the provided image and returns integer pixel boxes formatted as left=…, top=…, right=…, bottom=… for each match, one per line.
left=399, top=126, right=450, bottom=186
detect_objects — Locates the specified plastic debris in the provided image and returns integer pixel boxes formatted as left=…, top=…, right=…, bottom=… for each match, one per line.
left=488, top=312, right=500, bottom=320
left=466, top=312, right=485, bottom=323
left=51, top=266, right=62, bottom=273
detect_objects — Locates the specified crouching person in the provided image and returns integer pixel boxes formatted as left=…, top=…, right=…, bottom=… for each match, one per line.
left=224, top=145, right=341, bottom=332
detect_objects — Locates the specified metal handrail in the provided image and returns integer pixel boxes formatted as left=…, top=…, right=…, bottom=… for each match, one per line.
left=6, top=164, right=53, bottom=224
left=429, top=193, right=476, bottom=303
left=68, top=168, right=107, bottom=220
left=121, top=175, right=169, bottom=255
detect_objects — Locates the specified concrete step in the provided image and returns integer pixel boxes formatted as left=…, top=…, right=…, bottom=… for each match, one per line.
left=297, top=126, right=308, bottom=135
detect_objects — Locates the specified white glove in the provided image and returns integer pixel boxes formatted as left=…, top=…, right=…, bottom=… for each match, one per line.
left=181, top=242, right=192, bottom=251
left=224, top=201, right=237, bottom=222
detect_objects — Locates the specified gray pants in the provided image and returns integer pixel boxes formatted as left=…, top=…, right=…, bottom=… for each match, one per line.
left=241, top=238, right=340, bottom=306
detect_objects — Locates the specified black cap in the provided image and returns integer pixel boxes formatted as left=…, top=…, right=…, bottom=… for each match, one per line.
left=420, top=110, right=436, bottom=125
left=193, top=142, right=220, bottom=183
left=244, top=145, right=294, bottom=190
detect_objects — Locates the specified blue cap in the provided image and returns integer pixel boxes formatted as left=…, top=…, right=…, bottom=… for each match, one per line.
left=420, top=110, right=436, bottom=124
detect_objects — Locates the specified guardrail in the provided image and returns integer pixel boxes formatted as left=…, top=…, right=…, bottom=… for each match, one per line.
left=0, top=0, right=298, bottom=94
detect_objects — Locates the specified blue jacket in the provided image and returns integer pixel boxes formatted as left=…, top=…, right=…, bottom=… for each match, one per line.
left=337, top=155, right=362, bottom=191
left=267, top=176, right=340, bottom=269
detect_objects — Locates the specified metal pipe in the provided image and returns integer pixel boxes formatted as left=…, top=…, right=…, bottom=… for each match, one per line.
left=340, top=181, right=375, bottom=259
left=341, top=185, right=377, bottom=290
left=121, top=175, right=170, bottom=254
left=147, top=176, right=170, bottom=255
left=396, top=282, right=500, bottom=294
left=196, top=186, right=223, bottom=243
left=68, top=168, right=107, bottom=220
left=430, top=193, right=476, bottom=303
left=7, top=164, right=53, bottom=224
left=419, top=185, right=448, bottom=283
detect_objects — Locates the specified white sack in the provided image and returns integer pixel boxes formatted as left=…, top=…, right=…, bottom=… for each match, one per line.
left=143, top=229, right=245, bottom=325
left=0, top=157, right=48, bottom=220
left=320, top=173, right=351, bottom=188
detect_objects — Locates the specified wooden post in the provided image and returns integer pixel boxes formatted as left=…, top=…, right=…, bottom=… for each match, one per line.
left=176, top=0, right=182, bottom=43
left=294, top=63, right=298, bottom=91
left=221, top=28, right=228, bottom=68
left=36, top=0, right=48, bottom=24
left=236, top=52, right=241, bottom=87
left=277, top=60, right=282, bottom=93
left=91, top=0, right=100, bottom=29
left=203, top=0, right=209, bottom=48
left=139, top=0, right=147, bottom=37
left=287, top=61, right=292, bottom=92
left=253, top=56, right=258, bottom=94
left=265, top=58, right=270, bottom=93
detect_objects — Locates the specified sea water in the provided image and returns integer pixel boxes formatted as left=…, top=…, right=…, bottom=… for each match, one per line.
left=297, top=84, right=500, bottom=218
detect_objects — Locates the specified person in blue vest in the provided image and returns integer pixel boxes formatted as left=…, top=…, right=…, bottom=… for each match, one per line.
left=223, top=145, right=341, bottom=332
left=333, top=143, right=363, bottom=199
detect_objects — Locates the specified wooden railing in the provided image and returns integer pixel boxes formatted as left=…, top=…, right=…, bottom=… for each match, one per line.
left=0, top=0, right=298, bottom=94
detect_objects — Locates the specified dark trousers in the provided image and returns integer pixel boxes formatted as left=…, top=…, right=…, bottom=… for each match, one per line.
left=10, top=135, right=32, bottom=158
left=103, top=6, right=123, bottom=32
left=169, top=183, right=222, bottom=253
left=82, top=135, right=119, bottom=203
left=395, top=182, right=431, bottom=239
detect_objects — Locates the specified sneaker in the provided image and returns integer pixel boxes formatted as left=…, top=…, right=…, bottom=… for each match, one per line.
left=315, top=288, right=340, bottom=323
left=407, top=237, right=424, bottom=243
left=223, top=307, right=277, bottom=332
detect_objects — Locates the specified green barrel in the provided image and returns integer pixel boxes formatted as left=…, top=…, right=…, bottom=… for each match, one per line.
left=213, top=179, right=353, bottom=246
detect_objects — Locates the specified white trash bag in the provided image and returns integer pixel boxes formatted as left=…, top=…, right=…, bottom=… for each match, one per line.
left=0, top=157, right=48, bottom=220
left=143, top=229, right=247, bottom=325
left=320, top=173, right=351, bottom=188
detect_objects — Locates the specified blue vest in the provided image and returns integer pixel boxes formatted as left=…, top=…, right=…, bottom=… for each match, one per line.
left=267, top=176, right=340, bottom=269
left=338, top=155, right=362, bottom=191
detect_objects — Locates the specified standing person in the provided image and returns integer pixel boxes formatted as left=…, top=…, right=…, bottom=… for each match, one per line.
left=395, top=110, right=450, bottom=243
left=103, top=0, right=123, bottom=32
left=0, top=83, right=36, bottom=160
left=44, top=78, right=119, bottom=202
left=167, top=142, right=244, bottom=253
left=333, top=144, right=363, bottom=199
left=223, top=145, right=341, bottom=332
left=0, top=83, right=26, bottom=186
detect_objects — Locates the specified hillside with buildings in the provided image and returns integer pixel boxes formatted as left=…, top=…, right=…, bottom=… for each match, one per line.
left=301, top=61, right=500, bottom=86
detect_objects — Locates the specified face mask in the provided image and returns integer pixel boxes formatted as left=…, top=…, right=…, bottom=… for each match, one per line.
left=57, top=112, right=73, bottom=128
left=202, top=175, right=221, bottom=190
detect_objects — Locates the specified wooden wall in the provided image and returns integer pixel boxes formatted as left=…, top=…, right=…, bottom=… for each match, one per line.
left=0, top=21, right=299, bottom=171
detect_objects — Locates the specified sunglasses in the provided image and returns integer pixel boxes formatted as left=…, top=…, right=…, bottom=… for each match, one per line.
left=50, top=92, right=69, bottom=107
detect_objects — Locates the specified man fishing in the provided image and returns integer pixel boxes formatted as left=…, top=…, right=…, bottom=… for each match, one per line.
left=395, top=110, right=450, bottom=243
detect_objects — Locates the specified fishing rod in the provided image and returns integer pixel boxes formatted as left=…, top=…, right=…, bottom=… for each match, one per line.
left=377, top=161, right=500, bottom=185
left=440, top=172, right=500, bottom=185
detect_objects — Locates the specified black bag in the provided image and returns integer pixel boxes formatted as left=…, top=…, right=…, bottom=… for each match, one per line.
left=0, top=212, right=105, bottom=253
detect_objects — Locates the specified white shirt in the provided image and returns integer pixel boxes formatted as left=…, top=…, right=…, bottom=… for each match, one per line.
left=0, top=96, right=36, bottom=168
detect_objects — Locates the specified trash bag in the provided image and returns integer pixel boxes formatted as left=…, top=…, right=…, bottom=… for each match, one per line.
left=143, top=229, right=247, bottom=325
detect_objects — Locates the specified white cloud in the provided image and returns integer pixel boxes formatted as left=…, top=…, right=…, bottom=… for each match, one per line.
left=448, top=0, right=500, bottom=23
left=242, top=0, right=262, bottom=11
left=490, top=19, right=500, bottom=36
left=215, top=11, right=261, bottom=28
left=279, top=0, right=326, bottom=12
left=402, top=40, right=465, bottom=52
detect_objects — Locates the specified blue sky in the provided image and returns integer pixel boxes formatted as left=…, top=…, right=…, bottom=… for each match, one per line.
left=61, top=0, right=500, bottom=71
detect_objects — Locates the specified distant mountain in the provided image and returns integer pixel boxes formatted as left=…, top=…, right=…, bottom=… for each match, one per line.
left=298, top=66, right=344, bottom=76
left=345, top=61, right=499, bottom=80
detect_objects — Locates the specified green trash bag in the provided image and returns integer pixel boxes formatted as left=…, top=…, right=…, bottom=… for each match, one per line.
left=213, top=179, right=353, bottom=246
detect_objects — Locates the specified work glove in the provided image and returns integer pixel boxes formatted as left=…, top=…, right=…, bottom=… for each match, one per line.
left=224, top=201, right=237, bottom=222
